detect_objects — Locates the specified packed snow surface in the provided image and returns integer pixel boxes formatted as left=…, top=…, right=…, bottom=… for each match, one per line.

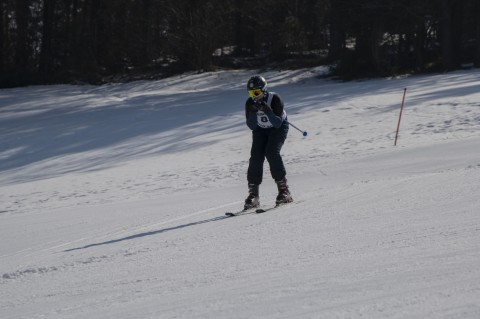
left=1, top=68, right=480, bottom=318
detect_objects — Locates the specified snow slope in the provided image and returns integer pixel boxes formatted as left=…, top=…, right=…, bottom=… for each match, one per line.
left=1, top=68, right=480, bottom=318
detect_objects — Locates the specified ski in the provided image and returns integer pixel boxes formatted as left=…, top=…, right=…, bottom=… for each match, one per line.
left=255, top=204, right=284, bottom=214
left=226, top=201, right=295, bottom=217
left=225, top=208, right=257, bottom=217
left=255, top=207, right=273, bottom=214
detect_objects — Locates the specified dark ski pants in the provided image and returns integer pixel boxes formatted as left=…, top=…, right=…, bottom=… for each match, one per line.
left=247, top=123, right=289, bottom=185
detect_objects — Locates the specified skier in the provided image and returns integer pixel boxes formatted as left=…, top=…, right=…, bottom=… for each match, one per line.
left=244, top=75, right=293, bottom=210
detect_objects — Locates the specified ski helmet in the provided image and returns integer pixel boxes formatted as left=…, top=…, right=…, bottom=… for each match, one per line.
left=247, top=75, right=267, bottom=92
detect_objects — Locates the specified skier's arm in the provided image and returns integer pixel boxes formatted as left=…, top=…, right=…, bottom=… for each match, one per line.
left=262, top=95, right=285, bottom=128
left=246, top=112, right=258, bottom=130
left=245, top=99, right=258, bottom=130
left=264, top=111, right=283, bottom=128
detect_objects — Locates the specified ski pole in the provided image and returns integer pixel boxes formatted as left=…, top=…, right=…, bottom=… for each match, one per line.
left=288, top=121, right=308, bottom=137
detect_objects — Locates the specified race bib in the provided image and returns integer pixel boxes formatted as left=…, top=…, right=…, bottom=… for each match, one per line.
left=257, top=111, right=274, bottom=128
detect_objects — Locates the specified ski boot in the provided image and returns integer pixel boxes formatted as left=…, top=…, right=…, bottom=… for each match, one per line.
left=275, top=178, right=293, bottom=206
left=244, top=183, right=260, bottom=210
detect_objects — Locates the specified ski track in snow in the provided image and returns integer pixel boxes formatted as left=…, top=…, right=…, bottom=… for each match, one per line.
left=1, top=68, right=480, bottom=318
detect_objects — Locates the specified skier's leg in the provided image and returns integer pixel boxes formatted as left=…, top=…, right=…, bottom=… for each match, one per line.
left=245, top=130, right=267, bottom=209
left=265, top=124, right=292, bottom=204
left=265, top=124, right=288, bottom=182
left=247, top=130, right=267, bottom=185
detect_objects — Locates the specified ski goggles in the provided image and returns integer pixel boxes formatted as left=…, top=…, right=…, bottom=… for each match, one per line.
left=248, top=89, right=264, bottom=98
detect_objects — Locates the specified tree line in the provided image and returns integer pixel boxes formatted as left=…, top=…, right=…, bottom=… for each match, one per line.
left=1, top=0, right=479, bottom=87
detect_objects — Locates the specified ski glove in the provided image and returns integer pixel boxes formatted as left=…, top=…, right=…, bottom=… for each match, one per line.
left=257, top=101, right=272, bottom=113
left=247, top=102, right=259, bottom=113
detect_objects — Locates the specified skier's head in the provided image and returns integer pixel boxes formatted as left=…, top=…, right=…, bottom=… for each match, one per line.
left=247, top=75, right=267, bottom=100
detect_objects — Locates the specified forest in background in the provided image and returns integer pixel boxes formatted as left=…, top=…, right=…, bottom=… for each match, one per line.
left=1, top=0, right=479, bottom=87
